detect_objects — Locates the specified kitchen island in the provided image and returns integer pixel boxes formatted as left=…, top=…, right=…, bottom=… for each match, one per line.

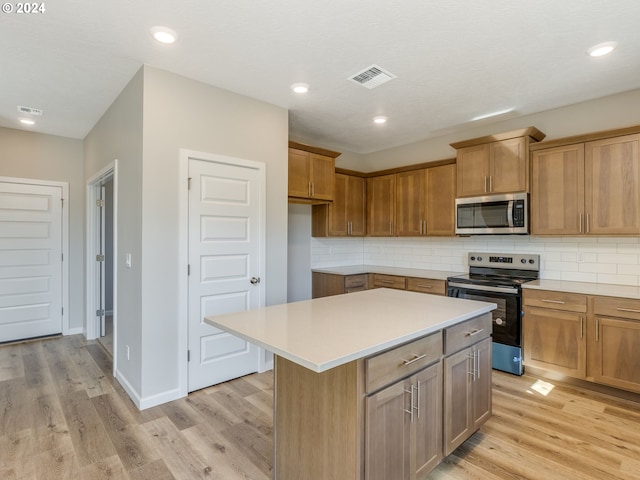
left=205, top=288, right=496, bottom=480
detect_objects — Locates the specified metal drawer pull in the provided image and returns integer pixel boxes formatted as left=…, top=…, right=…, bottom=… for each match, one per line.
left=617, top=307, right=640, bottom=313
left=417, top=284, right=433, bottom=288
left=402, top=354, right=427, bottom=366
left=465, top=328, right=484, bottom=337
left=542, top=299, right=565, bottom=304
left=380, top=280, right=395, bottom=284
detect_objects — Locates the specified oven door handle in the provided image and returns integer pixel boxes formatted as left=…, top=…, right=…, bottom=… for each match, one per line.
left=448, top=281, right=519, bottom=295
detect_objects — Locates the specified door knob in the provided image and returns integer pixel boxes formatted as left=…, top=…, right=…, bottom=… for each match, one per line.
left=250, top=276, right=261, bottom=285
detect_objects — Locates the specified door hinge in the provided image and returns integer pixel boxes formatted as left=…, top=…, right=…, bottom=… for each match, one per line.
left=96, top=254, right=105, bottom=262
left=188, top=177, right=192, bottom=190
left=187, top=264, right=191, bottom=276
left=96, top=199, right=105, bottom=207
left=61, top=307, right=64, bottom=316
left=61, top=253, right=64, bottom=262
left=61, top=198, right=64, bottom=207
left=96, top=309, right=105, bottom=316
left=187, top=350, right=191, bottom=362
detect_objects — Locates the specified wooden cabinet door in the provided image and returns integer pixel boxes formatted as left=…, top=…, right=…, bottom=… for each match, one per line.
left=411, top=363, right=443, bottom=479
left=366, top=381, right=410, bottom=480
left=425, top=164, right=456, bottom=236
left=590, top=316, right=640, bottom=393
left=367, top=174, right=396, bottom=236
left=328, top=173, right=349, bottom=236
left=396, top=170, right=425, bottom=236
left=456, top=144, right=490, bottom=197
left=531, top=144, right=585, bottom=235
left=346, top=175, right=367, bottom=236
left=443, top=347, right=473, bottom=455
left=585, top=134, right=640, bottom=235
left=472, top=337, right=492, bottom=430
left=310, top=153, right=335, bottom=201
left=288, top=148, right=311, bottom=198
left=523, top=306, right=586, bottom=378
left=489, top=137, right=527, bottom=193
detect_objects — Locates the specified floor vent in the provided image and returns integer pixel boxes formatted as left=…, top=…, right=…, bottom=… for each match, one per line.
left=348, top=65, right=396, bottom=89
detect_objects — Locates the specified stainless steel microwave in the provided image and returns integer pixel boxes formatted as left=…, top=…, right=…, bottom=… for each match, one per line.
left=455, top=193, right=528, bottom=235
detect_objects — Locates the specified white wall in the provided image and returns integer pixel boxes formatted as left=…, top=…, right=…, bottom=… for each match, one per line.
left=0, top=127, right=84, bottom=331
left=139, top=66, right=288, bottom=403
left=287, top=204, right=313, bottom=301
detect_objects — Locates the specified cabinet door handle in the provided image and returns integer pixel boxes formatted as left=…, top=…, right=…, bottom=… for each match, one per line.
left=467, top=352, right=475, bottom=379
left=484, top=176, right=488, bottom=193
left=404, top=385, right=415, bottom=423
left=579, top=213, right=583, bottom=233
left=476, top=349, right=480, bottom=380
left=586, top=213, right=590, bottom=233
left=465, top=328, right=484, bottom=337
left=596, top=318, right=600, bottom=342
left=617, top=307, right=640, bottom=313
left=416, top=381, right=421, bottom=418
left=489, top=176, right=493, bottom=193
left=389, top=221, right=393, bottom=234
left=402, top=353, right=427, bottom=366
left=542, top=299, right=565, bottom=304
left=580, top=316, right=584, bottom=339
left=308, top=182, right=312, bottom=197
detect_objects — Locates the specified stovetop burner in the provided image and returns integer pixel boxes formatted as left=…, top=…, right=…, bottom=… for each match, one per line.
left=447, top=252, right=540, bottom=288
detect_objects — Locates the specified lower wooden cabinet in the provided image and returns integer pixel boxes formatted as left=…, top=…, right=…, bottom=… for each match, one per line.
left=365, top=362, right=443, bottom=480
left=312, top=272, right=368, bottom=298
left=444, top=336, right=491, bottom=455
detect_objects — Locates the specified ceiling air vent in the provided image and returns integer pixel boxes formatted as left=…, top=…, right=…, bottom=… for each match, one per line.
left=348, top=65, right=396, bottom=89
left=17, top=105, right=43, bottom=116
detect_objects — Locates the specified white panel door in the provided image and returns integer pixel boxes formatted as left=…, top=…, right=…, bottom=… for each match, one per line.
left=0, top=182, right=63, bottom=342
left=188, top=157, right=264, bottom=391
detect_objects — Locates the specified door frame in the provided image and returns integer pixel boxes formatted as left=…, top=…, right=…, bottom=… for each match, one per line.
left=178, top=149, right=267, bottom=397
left=0, top=176, right=70, bottom=335
left=86, top=161, right=118, bottom=375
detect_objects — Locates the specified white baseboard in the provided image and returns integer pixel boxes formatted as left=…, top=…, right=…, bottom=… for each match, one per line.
left=64, top=326, right=84, bottom=336
left=115, top=369, right=185, bottom=410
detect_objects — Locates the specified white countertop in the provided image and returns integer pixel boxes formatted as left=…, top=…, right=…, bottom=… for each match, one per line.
left=311, top=264, right=458, bottom=281
left=204, top=288, right=496, bottom=373
left=523, top=279, right=640, bottom=300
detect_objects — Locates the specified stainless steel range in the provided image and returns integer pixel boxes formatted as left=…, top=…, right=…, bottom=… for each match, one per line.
left=447, top=252, right=540, bottom=375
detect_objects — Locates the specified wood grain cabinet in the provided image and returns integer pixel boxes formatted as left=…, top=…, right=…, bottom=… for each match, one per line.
left=522, top=290, right=588, bottom=379
left=451, top=127, right=545, bottom=197
left=589, top=296, right=640, bottom=393
left=288, top=144, right=338, bottom=203
left=365, top=333, right=443, bottom=480
left=443, top=315, right=492, bottom=455
left=367, top=174, right=396, bottom=236
left=311, top=272, right=368, bottom=298
left=531, top=133, right=640, bottom=235
left=395, top=165, right=456, bottom=237
left=312, top=173, right=366, bottom=237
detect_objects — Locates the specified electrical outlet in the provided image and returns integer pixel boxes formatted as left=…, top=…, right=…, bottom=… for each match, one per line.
left=126, top=345, right=130, bottom=360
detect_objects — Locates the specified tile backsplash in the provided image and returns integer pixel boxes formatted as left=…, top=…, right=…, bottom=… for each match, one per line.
left=311, top=236, right=640, bottom=286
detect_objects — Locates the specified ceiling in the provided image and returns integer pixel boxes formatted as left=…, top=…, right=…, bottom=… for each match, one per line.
left=2, top=0, right=640, bottom=154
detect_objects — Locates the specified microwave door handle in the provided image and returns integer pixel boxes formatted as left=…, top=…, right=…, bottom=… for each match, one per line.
left=507, top=200, right=514, bottom=228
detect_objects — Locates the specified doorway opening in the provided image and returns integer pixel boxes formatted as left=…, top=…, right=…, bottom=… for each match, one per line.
left=86, top=162, right=117, bottom=373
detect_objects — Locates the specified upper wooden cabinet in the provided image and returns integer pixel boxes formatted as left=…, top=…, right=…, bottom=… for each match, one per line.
left=368, top=174, right=396, bottom=236
left=288, top=142, right=340, bottom=204
left=531, top=132, right=640, bottom=235
left=312, top=173, right=366, bottom=237
left=451, top=127, right=545, bottom=197
left=425, top=164, right=456, bottom=236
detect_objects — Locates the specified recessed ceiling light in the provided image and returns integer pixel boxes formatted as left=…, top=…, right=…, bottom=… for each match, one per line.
left=151, top=26, right=178, bottom=44
left=291, top=83, right=309, bottom=94
left=19, top=118, right=35, bottom=125
left=587, top=41, right=617, bottom=57
left=471, top=108, right=514, bottom=121
left=373, top=116, right=387, bottom=124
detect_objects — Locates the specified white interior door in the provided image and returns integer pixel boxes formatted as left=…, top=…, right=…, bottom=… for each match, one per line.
left=0, top=181, right=63, bottom=342
left=188, top=157, right=264, bottom=391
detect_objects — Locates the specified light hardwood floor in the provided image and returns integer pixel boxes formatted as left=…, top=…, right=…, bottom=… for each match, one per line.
left=1, top=335, right=639, bottom=479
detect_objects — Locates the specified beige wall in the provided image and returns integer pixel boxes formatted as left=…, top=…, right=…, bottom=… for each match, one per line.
left=0, top=127, right=84, bottom=330
left=83, top=68, right=144, bottom=393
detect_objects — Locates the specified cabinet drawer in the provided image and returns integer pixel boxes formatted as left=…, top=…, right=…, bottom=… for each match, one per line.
left=444, top=314, right=492, bottom=355
left=344, top=274, right=368, bottom=290
left=523, top=289, right=587, bottom=313
left=594, top=296, right=640, bottom=320
left=366, top=332, right=442, bottom=393
left=371, top=274, right=406, bottom=290
left=406, top=277, right=446, bottom=295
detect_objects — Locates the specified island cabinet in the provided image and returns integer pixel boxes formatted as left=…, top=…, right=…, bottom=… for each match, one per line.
left=443, top=314, right=492, bottom=455
left=312, top=172, right=367, bottom=237
left=395, top=164, right=456, bottom=237
left=288, top=142, right=340, bottom=204
left=589, top=296, right=640, bottom=393
left=530, top=131, right=640, bottom=235
left=367, top=174, right=396, bottom=236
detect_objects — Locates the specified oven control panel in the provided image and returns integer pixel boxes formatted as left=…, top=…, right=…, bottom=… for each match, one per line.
left=468, top=252, right=539, bottom=270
